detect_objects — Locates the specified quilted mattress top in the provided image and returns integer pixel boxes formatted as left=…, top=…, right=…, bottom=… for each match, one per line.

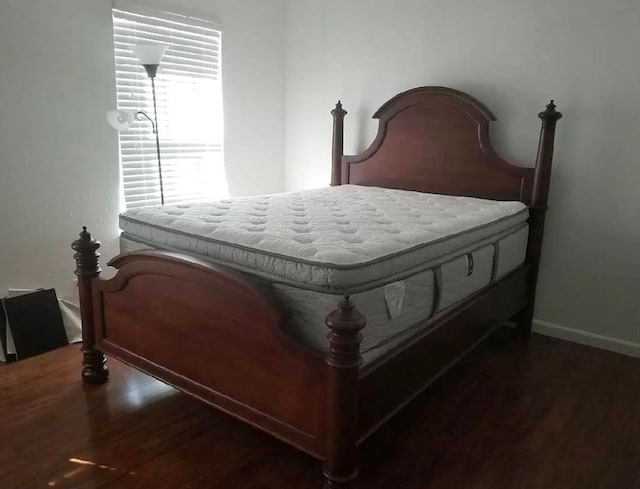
left=120, top=185, right=528, bottom=291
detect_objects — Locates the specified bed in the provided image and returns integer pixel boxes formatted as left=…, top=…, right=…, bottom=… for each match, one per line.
left=72, top=86, right=562, bottom=488
left=118, top=185, right=530, bottom=360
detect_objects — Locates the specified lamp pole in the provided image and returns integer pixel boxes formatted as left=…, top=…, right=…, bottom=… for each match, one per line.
left=109, top=44, right=168, bottom=207
left=149, top=75, right=164, bottom=205
left=133, top=43, right=168, bottom=206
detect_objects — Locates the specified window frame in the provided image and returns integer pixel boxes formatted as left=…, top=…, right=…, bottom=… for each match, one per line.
left=112, top=1, right=226, bottom=209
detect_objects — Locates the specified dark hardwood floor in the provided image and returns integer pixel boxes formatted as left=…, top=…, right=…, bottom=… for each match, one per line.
left=1, top=327, right=639, bottom=489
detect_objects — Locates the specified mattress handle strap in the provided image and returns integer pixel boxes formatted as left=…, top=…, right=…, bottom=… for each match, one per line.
left=464, top=253, right=474, bottom=277
left=490, top=242, right=500, bottom=284
left=431, top=267, right=443, bottom=318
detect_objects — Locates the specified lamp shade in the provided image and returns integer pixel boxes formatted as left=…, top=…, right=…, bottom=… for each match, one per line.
left=106, top=110, right=135, bottom=130
left=132, top=44, right=168, bottom=65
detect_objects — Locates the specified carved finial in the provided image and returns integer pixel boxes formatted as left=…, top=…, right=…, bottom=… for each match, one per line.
left=72, top=227, right=101, bottom=277
left=326, top=296, right=366, bottom=333
left=331, top=100, right=347, bottom=118
left=539, top=99, right=563, bottom=126
left=325, top=295, right=366, bottom=368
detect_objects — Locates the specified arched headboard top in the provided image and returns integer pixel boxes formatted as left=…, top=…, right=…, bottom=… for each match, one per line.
left=331, top=86, right=560, bottom=206
left=372, top=86, right=497, bottom=123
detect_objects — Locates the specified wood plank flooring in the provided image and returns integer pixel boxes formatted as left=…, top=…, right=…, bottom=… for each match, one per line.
left=1, top=327, right=639, bottom=489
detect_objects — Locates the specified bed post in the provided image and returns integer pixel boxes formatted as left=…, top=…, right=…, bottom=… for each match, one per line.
left=324, top=296, right=366, bottom=488
left=518, top=100, right=563, bottom=336
left=72, top=227, right=108, bottom=384
left=331, top=101, right=347, bottom=186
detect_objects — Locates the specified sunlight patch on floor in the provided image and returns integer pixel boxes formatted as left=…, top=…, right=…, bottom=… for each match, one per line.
left=46, top=458, right=137, bottom=487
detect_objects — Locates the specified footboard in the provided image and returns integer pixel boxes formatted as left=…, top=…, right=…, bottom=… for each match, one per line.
left=74, top=231, right=327, bottom=457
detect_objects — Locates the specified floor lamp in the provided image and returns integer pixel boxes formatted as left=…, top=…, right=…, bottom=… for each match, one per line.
left=107, top=44, right=168, bottom=205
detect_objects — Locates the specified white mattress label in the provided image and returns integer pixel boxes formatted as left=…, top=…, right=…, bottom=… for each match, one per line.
left=385, top=281, right=406, bottom=319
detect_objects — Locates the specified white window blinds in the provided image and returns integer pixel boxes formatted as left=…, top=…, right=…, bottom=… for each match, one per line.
left=113, top=4, right=226, bottom=209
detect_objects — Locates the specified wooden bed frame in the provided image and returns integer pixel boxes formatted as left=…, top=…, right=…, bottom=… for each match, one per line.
left=72, top=87, right=561, bottom=488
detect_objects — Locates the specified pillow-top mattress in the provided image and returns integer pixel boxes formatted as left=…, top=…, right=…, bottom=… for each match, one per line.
left=119, top=185, right=528, bottom=293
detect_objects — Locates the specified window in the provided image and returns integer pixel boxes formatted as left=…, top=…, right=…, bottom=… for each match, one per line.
left=113, top=3, right=226, bottom=209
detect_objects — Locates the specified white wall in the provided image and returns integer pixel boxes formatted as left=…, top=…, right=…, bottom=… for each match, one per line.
left=0, top=0, right=286, bottom=302
left=285, top=0, right=640, bottom=344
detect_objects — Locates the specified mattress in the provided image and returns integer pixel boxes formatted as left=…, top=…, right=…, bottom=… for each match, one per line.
left=119, top=185, right=529, bottom=360
left=120, top=185, right=528, bottom=293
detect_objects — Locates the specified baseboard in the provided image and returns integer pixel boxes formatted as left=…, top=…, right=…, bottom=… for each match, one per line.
left=532, top=319, right=640, bottom=359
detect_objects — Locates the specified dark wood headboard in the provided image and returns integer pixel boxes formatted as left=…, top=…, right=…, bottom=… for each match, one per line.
left=330, top=86, right=562, bottom=208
